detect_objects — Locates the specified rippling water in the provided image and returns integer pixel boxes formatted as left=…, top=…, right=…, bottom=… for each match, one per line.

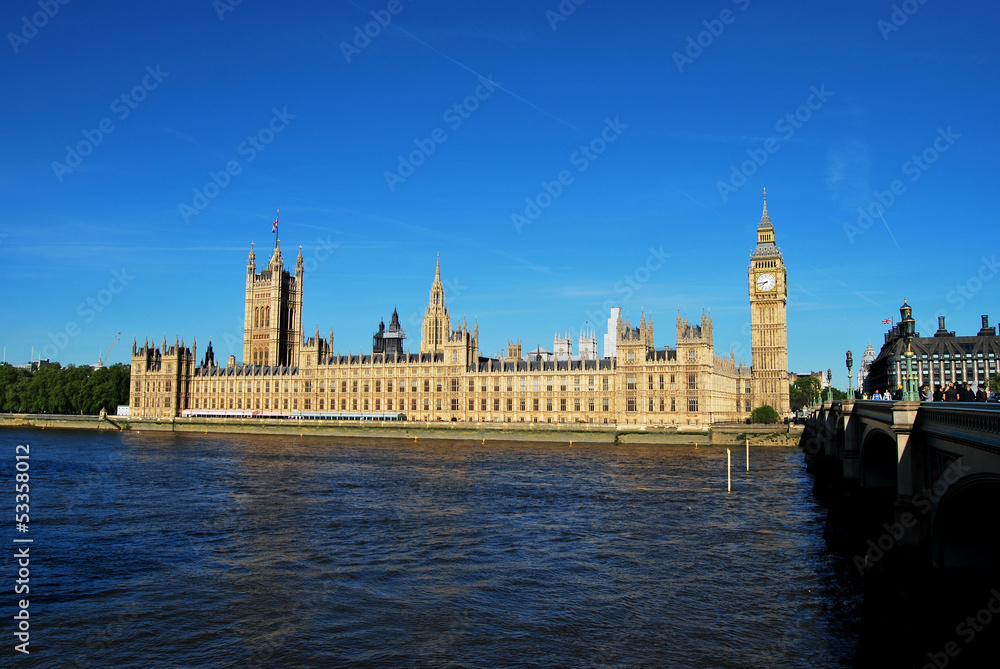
left=5, top=430, right=862, bottom=667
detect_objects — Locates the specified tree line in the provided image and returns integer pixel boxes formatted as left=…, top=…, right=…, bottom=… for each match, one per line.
left=0, top=363, right=130, bottom=415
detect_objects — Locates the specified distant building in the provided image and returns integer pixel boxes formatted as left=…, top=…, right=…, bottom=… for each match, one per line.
left=579, top=328, right=598, bottom=361
left=373, top=309, right=406, bottom=357
left=858, top=343, right=876, bottom=395
left=13, top=360, right=49, bottom=372
left=604, top=307, right=622, bottom=359
left=526, top=346, right=553, bottom=363
left=789, top=370, right=827, bottom=389
left=553, top=332, right=572, bottom=357
left=866, top=314, right=1000, bottom=394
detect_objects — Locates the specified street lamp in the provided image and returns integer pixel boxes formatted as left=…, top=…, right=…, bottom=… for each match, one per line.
left=827, top=367, right=833, bottom=402
left=846, top=349, right=853, bottom=398
left=899, top=298, right=918, bottom=401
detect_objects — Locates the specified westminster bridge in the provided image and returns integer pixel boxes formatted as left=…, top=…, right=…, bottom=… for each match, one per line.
left=800, top=399, right=1000, bottom=571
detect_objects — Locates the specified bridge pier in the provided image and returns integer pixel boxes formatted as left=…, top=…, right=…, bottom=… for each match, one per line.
left=891, top=401, right=921, bottom=548
left=840, top=400, right=860, bottom=483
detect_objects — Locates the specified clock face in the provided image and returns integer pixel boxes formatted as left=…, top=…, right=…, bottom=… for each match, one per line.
left=756, top=273, right=776, bottom=292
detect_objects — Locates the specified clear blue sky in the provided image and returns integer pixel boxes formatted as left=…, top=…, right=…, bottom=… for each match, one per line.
left=2, top=0, right=997, bottom=383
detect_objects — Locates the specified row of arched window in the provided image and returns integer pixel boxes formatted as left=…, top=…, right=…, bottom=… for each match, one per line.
left=252, top=306, right=297, bottom=329
left=254, top=306, right=271, bottom=328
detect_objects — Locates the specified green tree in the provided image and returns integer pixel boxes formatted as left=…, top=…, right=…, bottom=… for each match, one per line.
left=830, top=387, right=849, bottom=401
left=789, top=376, right=821, bottom=412
left=0, top=362, right=130, bottom=415
left=989, top=373, right=1000, bottom=393
left=750, top=405, right=780, bottom=424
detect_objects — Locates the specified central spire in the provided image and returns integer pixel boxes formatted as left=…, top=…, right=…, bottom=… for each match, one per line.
left=420, top=254, right=451, bottom=355
left=759, top=188, right=772, bottom=229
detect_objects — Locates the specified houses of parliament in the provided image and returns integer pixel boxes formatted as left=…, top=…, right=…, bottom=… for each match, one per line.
left=128, top=195, right=791, bottom=424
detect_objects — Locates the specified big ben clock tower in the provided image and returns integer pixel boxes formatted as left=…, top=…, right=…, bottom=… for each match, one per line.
left=749, top=189, right=790, bottom=415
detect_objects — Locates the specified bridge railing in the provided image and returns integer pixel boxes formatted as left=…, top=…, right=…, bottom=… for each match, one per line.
left=916, top=402, right=1000, bottom=449
left=849, top=399, right=898, bottom=422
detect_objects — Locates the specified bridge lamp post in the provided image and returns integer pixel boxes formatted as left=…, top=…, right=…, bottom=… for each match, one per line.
left=846, top=350, right=853, bottom=398
left=827, top=368, right=833, bottom=402
left=900, top=299, right=918, bottom=402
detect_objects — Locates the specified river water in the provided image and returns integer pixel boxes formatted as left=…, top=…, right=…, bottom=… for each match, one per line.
left=4, top=430, right=864, bottom=667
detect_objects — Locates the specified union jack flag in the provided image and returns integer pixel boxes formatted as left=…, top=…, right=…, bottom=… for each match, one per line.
left=882, top=319, right=891, bottom=324
left=272, top=211, right=279, bottom=233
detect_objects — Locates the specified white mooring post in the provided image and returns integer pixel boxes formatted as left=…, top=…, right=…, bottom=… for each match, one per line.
left=727, top=448, right=732, bottom=493
left=746, top=438, right=750, bottom=472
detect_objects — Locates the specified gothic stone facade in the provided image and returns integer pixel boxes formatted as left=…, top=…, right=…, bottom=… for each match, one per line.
left=129, top=198, right=788, bottom=424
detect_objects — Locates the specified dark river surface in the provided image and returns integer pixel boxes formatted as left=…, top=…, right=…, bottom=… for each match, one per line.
left=4, top=429, right=869, bottom=667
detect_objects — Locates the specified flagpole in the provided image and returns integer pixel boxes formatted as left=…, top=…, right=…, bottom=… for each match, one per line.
left=274, top=209, right=279, bottom=249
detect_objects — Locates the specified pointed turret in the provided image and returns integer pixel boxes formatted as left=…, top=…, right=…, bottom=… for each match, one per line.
left=420, top=254, right=451, bottom=354
left=759, top=187, right=772, bottom=228
left=755, top=188, right=777, bottom=248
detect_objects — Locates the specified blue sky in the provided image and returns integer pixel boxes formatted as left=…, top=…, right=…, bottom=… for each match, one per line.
left=2, top=0, right=997, bottom=382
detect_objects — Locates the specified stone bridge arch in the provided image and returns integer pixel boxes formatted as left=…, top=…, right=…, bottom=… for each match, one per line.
left=931, top=473, right=1000, bottom=570
left=860, top=428, right=897, bottom=491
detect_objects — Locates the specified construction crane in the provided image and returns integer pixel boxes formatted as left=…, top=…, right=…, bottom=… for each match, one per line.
left=95, top=332, right=121, bottom=368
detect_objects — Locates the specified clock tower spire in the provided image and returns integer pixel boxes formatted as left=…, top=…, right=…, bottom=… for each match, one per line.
left=748, top=189, right=790, bottom=416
